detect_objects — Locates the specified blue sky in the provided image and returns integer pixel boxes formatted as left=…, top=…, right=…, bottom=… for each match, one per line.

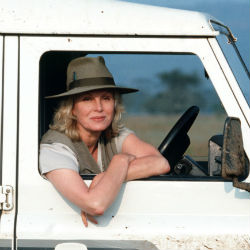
left=92, top=1, right=250, bottom=109
left=121, top=0, right=249, bottom=65
left=111, top=0, right=250, bottom=103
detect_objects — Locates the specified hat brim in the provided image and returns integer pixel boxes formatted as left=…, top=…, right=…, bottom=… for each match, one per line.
left=45, top=85, right=138, bottom=99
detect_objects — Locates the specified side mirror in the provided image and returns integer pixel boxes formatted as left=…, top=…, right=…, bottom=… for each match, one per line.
left=221, top=117, right=250, bottom=192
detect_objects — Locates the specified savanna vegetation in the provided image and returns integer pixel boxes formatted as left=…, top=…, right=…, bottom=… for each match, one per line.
left=123, top=69, right=225, bottom=115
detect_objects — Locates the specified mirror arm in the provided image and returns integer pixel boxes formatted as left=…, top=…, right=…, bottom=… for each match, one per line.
left=232, top=177, right=250, bottom=192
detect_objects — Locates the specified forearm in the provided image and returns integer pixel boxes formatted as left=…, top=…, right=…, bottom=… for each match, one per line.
left=126, top=155, right=170, bottom=181
left=86, top=156, right=129, bottom=214
left=121, top=133, right=170, bottom=181
left=46, top=155, right=131, bottom=216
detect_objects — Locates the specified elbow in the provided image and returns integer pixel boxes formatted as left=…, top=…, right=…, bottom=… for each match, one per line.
left=91, top=205, right=105, bottom=216
left=86, top=199, right=106, bottom=216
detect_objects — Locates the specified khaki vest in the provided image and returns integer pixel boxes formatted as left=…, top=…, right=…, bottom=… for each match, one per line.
left=41, top=129, right=117, bottom=174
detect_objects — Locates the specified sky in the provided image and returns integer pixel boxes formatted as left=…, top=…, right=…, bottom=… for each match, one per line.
left=122, top=0, right=249, bottom=64
left=105, top=0, right=250, bottom=105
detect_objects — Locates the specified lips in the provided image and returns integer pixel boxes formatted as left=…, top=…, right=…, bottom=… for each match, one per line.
left=90, top=116, right=106, bottom=121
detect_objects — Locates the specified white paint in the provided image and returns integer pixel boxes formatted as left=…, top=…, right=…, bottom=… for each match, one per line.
left=0, top=36, right=18, bottom=245
left=0, top=0, right=219, bottom=36
left=13, top=36, right=250, bottom=249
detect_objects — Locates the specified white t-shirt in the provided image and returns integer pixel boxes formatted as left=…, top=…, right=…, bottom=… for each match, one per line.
left=39, top=127, right=133, bottom=175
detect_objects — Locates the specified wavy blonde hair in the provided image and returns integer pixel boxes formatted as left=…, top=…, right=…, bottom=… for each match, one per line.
left=49, top=91, right=124, bottom=141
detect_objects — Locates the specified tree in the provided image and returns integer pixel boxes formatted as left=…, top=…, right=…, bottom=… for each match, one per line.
left=145, top=69, right=206, bottom=114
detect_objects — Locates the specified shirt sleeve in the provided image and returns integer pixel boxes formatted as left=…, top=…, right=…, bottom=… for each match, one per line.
left=39, top=143, right=79, bottom=175
left=115, top=127, right=134, bottom=153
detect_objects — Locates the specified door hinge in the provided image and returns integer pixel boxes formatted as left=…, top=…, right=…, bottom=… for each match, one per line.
left=0, top=185, right=13, bottom=211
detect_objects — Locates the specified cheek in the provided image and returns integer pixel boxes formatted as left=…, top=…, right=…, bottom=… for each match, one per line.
left=72, top=103, right=88, bottom=118
left=107, top=103, right=115, bottom=117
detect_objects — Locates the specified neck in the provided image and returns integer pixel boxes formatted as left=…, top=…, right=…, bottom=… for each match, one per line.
left=77, top=125, right=101, bottom=153
left=87, top=138, right=98, bottom=153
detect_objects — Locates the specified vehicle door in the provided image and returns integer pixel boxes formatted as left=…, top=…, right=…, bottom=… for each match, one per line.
left=16, top=35, right=250, bottom=250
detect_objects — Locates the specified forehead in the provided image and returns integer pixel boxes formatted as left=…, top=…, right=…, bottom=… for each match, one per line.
left=82, top=89, right=114, bottom=96
left=75, top=89, right=114, bottom=99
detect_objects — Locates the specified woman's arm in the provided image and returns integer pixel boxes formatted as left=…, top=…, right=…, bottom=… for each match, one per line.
left=45, top=153, right=135, bottom=216
left=122, top=133, right=170, bottom=181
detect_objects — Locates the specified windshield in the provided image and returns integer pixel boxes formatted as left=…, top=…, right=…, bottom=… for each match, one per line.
left=211, top=21, right=250, bottom=106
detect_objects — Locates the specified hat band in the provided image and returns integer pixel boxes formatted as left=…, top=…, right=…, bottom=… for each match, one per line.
left=69, top=77, right=115, bottom=90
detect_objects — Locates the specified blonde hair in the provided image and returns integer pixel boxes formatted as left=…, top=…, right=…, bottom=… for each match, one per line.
left=49, top=91, right=124, bottom=141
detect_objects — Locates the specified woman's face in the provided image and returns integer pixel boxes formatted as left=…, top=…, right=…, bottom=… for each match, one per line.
left=72, top=90, right=115, bottom=135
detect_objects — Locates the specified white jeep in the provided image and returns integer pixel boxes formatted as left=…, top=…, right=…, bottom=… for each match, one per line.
left=0, top=0, right=249, bottom=249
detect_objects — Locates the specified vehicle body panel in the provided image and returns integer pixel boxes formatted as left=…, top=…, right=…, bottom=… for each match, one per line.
left=0, top=0, right=218, bottom=37
left=0, top=36, right=19, bottom=249
left=14, top=36, right=250, bottom=249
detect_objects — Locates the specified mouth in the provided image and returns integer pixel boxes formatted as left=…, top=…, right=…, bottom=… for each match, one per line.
left=90, top=116, right=106, bottom=122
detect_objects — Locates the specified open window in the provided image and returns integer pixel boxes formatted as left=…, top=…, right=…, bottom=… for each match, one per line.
left=39, top=51, right=248, bottom=181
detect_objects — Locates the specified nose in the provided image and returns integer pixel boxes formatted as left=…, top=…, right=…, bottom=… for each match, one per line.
left=95, top=98, right=103, bottom=112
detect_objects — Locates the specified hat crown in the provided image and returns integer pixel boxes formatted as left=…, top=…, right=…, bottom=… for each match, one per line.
left=45, top=56, right=138, bottom=98
left=66, top=56, right=113, bottom=90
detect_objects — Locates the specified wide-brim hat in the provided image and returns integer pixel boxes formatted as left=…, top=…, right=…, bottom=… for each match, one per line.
left=46, top=56, right=138, bottom=98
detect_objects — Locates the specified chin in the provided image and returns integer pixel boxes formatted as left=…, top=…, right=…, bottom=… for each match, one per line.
left=90, top=125, right=110, bottom=132
left=88, top=120, right=112, bottom=133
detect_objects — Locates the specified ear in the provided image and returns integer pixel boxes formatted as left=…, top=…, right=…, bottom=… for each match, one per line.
left=72, top=109, right=77, bottom=118
left=71, top=102, right=76, bottom=117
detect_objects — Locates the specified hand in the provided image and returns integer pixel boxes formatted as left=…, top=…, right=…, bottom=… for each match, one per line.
left=81, top=210, right=98, bottom=227
left=124, top=153, right=136, bottom=163
left=112, top=153, right=136, bottom=165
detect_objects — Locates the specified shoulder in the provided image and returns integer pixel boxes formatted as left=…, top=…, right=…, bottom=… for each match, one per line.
left=114, top=127, right=134, bottom=153
left=40, top=142, right=76, bottom=155
left=41, top=129, right=71, bottom=144
left=39, top=142, right=79, bottom=175
left=121, top=132, right=161, bottom=157
left=41, top=129, right=76, bottom=153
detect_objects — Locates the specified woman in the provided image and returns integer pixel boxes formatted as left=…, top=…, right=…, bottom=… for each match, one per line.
left=39, top=56, right=170, bottom=226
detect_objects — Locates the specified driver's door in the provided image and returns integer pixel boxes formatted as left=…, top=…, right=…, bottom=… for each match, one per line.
left=16, top=35, right=250, bottom=250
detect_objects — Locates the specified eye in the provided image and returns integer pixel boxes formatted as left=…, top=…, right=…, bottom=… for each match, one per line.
left=103, top=94, right=113, bottom=100
left=82, top=96, right=92, bottom=101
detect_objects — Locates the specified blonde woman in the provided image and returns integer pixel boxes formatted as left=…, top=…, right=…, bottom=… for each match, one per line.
left=39, top=56, right=170, bottom=226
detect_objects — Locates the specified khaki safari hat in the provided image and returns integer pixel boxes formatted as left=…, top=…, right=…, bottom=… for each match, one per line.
left=46, top=56, right=138, bottom=98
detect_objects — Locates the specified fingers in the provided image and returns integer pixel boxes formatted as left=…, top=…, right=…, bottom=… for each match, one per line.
left=118, top=153, right=136, bottom=163
left=87, top=214, right=98, bottom=224
left=81, top=211, right=98, bottom=227
left=127, top=154, right=136, bottom=163
left=81, top=210, right=88, bottom=227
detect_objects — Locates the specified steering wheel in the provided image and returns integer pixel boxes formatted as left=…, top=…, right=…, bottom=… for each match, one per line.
left=158, top=106, right=199, bottom=170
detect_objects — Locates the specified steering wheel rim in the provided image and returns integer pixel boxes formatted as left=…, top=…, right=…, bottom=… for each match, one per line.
left=158, top=106, right=199, bottom=169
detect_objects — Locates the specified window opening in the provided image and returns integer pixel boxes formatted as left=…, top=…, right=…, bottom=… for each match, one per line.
left=39, top=52, right=248, bottom=181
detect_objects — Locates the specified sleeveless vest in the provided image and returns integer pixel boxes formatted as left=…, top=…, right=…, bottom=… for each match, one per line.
left=40, top=129, right=118, bottom=174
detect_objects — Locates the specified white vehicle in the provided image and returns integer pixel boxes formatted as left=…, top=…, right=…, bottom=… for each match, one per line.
left=0, top=0, right=249, bottom=249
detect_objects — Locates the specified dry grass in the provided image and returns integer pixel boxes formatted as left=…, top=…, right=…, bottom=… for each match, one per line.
left=123, top=113, right=227, bottom=159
